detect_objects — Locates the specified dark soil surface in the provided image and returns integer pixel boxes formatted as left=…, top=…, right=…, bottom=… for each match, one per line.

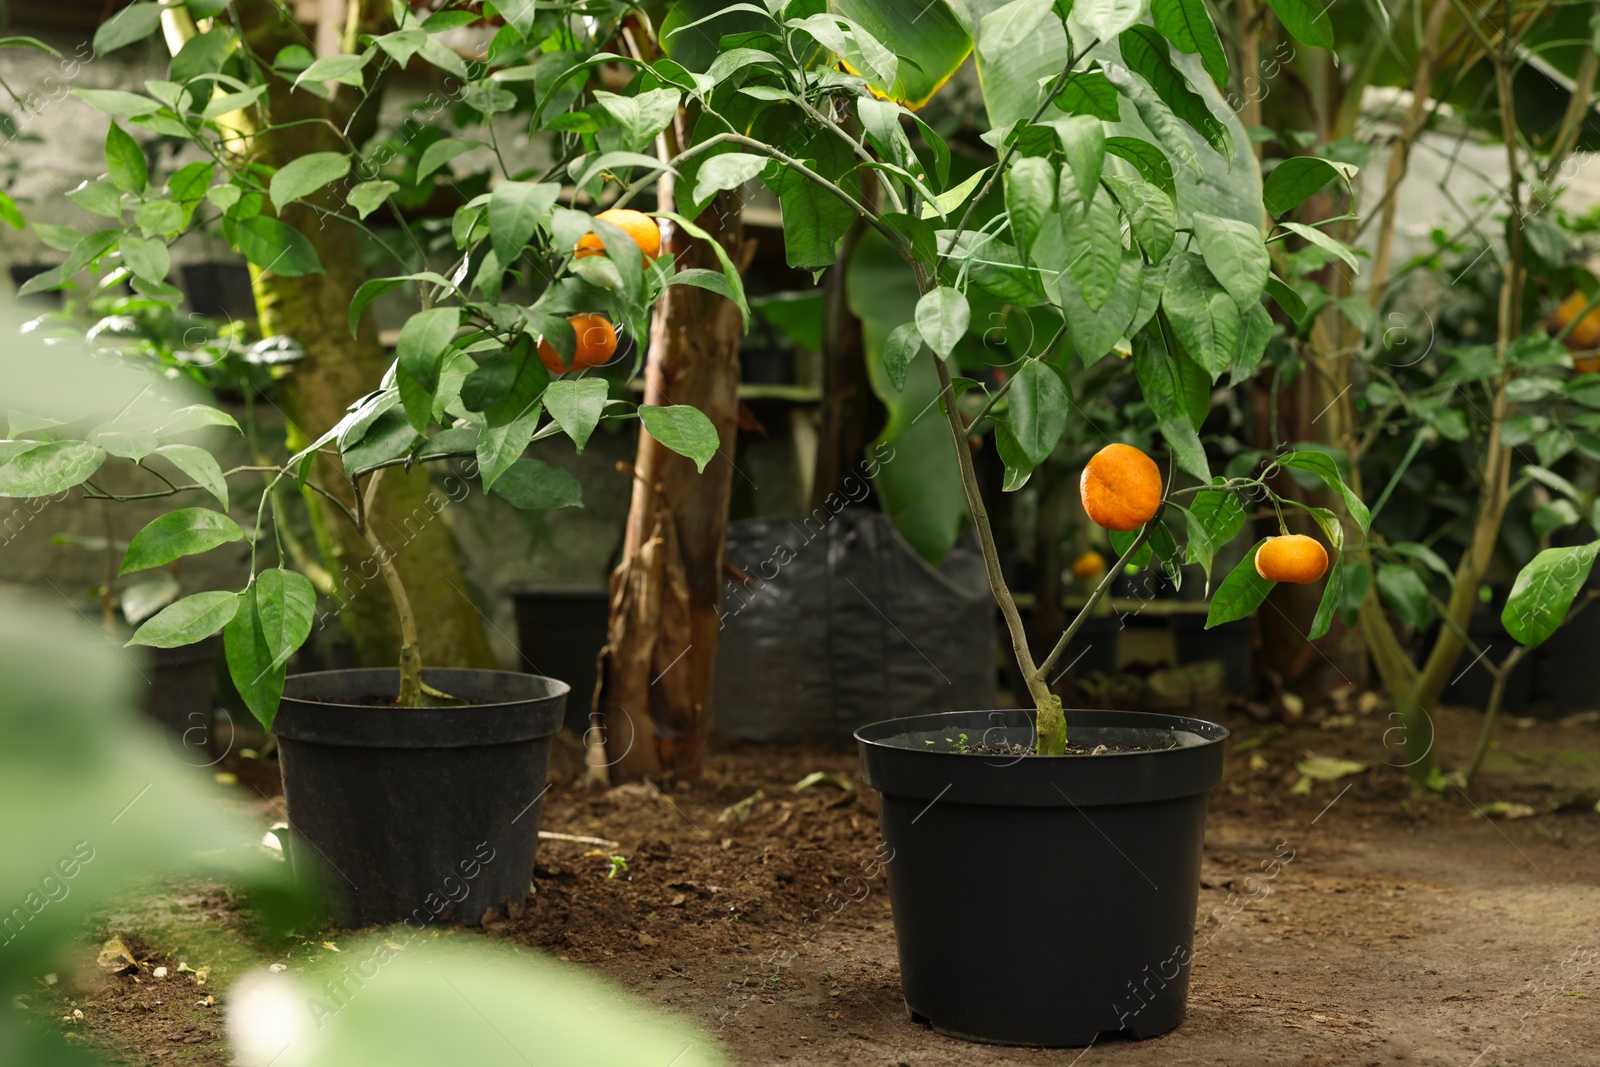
left=22, top=702, right=1600, bottom=1066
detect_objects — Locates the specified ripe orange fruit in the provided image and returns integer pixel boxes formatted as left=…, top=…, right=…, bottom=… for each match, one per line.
left=1080, top=444, right=1162, bottom=532
left=1550, top=291, right=1600, bottom=372
left=574, top=208, right=661, bottom=262
left=1071, top=551, right=1106, bottom=580
left=537, top=314, right=617, bottom=374
left=1255, top=534, right=1329, bottom=584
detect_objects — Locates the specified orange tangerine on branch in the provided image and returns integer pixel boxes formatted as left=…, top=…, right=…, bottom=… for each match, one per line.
left=1080, top=443, right=1162, bottom=532
left=1255, top=534, right=1329, bottom=584
left=538, top=314, right=617, bottom=374
left=574, top=208, right=662, bottom=262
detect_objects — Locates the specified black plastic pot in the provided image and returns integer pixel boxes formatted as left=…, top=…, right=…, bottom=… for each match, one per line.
left=137, top=636, right=224, bottom=763
left=1170, top=612, right=1252, bottom=694
left=857, top=708, right=1228, bottom=1047
left=512, top=588, right=609, bottom=734
left=274, top=668, right=566, bottom=927
left=181, top=261, right=256, bottom=318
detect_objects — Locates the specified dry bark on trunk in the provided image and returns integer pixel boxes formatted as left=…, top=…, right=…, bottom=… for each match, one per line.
left=594, top=177, right=749, bottom=782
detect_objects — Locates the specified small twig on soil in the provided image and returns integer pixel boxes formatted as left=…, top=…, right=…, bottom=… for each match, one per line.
left=539, top=831, right=621, bottom=849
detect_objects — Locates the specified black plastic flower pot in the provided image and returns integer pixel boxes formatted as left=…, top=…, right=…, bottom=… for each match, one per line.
left=512, top=588, right=609, bottom=734
left=137, top=636, right=225, bottom=763
left=274, top=668, right=567, bottom=928
left=856, top=708, right=1228, bottom=1047
left=1170, top=612, right=1252, bottom=694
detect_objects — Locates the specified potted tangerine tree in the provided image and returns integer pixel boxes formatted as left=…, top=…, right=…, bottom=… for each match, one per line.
left=657, top=0, right=1361, bottom=1045
left=0, top=9, right=738, bottom=925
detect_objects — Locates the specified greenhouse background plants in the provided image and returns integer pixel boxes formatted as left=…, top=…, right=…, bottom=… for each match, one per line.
left=0, top=0, right=1596, bottom=1062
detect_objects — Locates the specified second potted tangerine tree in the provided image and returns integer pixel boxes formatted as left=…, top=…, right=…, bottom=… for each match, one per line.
left=0, top=8, right=737, bottom=926
left=657, top=0, right=1363, bottom=1046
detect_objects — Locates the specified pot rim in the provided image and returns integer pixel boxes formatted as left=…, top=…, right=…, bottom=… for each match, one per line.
left=854, top=706, right=1229, bottom=758
left=282, top=666, right=569, bottom=710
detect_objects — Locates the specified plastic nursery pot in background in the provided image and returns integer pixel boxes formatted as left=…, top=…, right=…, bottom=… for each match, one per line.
left=856, top=708, right=1229, bottom=1047
left=512, top=588, right=610, bottom=735
left=273, top=668, right=567, bottom=928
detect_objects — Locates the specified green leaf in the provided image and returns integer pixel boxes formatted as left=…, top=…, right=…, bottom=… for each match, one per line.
left=397, top=307, right=459, bottom=395
left=830, top=0, right=972, bottom=110
left=255, top=568, right=316, bottom=671
left=1106, top=136, right=1176, bottom=199
left=1264, top=0, right=1334, bottom=49
left=293, top=51, right=372, bottom=90
left=1276, top=450, right=1370, bottom=532
left=978, top=0, right=1056, bottom=63
left=156, top=404, right=241, bottom=438
left=0, top=191, right=22, bottom=230
left=0, top=440, right=105, bottom=496
left=1375, top=564, right=1431, bottom=630
left=120, top=508, right=245, bottom=575
left=1162, top=252, right=1237, bottom=379
left=1005, top=156, right=1055, bottom=256
left=1186, top=488, right=1246, bottom=592
left=1151, top=0, right=1228, bottom=84
left=417, top=138, right=484, bottom=181
left=1060, top=250, right=1142, bottom=361
left=152, top=444, right=228, bottom=508
left=1132, top=333, right=1209, bottom=483
left=1264, top=274, right=1306, bottom=321
left=347, top=180, right=399, bottom=220
left=542, top=378, right=610, bottom=453
left=1231, top=302, right=1275, bottom=384
left=1117, top=26, right=1231, bottom=161
left=489, top=181, right=560, bottom=264
left=269, top=151, right=349, bottom=210
left=128, top=590, right=240, bottom=649
left=72, top=88, right=161, bottom=116
left=94, top=2, right=163, bottom=54
left=1262, top=156, right=1346, bottom=217
left=135, top=198, right=185, bottom=237
left=119, top=235, right=169, bottom=283
left=1054, top=69, right=1121, bottom=121
left=1008, top=361, right=1069, bottom=465
left=593, top=88, right=681, bottom=152
left=914, top=287, right=969, bottom=360
left=1207, top=539, right=1275, bottom=628
left=692, top=153, right=768, bottom=206
left=881, top=321, right=923, bottom=392
left=1502, top=543, right=1599, bottom=648
left=231, top=216, right=323, bottom=276
left=104, top=122, right=147, bottom=194
left=993, top=420, right=1035, bottom=491
left=1056, top=165, right=1123, bottom=310
left=224, top=583, right=285, bottom=730
left=640, top=404, right=720, bottom=473
left=476, top=340, right=548, bottom=492
left=1049, top=114, right=1104, bottom=207
left=1192, top=212, right=1268, bottom=308
left=346, top=271, right=454, bottom=337
left=1280, top=222, right=1359, bottom=274
left=1308, top=558, right=1345, bottom=640
left=1074, top=0, right=1147, bottom=41
left=1104, top=173, right=1175, bottom=262
left=489, top=457, right=583, bottom=510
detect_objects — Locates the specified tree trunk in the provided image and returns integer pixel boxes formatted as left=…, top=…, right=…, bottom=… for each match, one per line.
left=810, top=217, right=877, bottom=510
left=595, top=173, right=748, bottom=782
left=234, top=0, right=494, bottom=672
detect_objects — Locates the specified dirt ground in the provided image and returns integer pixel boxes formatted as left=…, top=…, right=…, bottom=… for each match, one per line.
left=23, top=700, right=1600, bottom=1067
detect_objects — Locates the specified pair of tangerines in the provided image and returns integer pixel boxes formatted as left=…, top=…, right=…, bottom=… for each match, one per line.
left=1077, top=443, right=1329, bottom=584
left=535, top=208, right=663, bottom=374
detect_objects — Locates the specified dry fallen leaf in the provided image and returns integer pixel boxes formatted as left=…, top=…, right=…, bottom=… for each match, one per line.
left=716, top=790, right=765, bottom=824
left=95, top=937, right=138, bottom=974
left=793, top=772, right=852, bottom=793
